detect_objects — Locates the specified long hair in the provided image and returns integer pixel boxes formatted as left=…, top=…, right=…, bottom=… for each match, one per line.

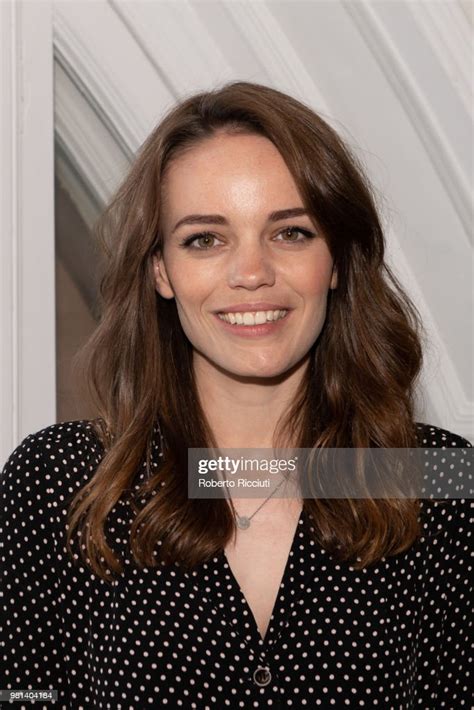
left=66, top=81, right=425, bottom=581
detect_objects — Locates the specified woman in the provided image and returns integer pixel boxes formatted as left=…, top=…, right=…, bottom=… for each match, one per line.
left=1, top=81, right=471, bottom=708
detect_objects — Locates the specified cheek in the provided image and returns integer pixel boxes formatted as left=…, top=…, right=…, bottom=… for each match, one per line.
left=291, top=259, right=334, bottom=299
left=167, top=259, right=213, bottom=305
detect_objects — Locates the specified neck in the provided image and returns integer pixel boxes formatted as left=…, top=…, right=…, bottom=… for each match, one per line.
left=193, top=352, right=310, bottom=449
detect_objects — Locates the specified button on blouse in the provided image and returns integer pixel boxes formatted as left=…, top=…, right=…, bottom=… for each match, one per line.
left=253, top=667, right=272, bottom=687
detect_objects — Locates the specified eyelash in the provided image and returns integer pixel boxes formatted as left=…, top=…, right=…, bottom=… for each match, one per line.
left=179, top=225, right=317, bottom=250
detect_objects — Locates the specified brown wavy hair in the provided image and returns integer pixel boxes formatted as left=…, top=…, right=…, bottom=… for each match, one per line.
left=66, top=80, right=425, bottom=581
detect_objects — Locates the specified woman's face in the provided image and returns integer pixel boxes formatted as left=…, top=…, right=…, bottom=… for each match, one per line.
left=153, top=132, right=337, bottom=380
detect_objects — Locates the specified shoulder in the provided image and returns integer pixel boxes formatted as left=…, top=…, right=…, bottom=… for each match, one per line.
left=415, top=421, right=472, bottom=449
left=2, top=418, right=105, bottom=465
left=413, top=422, right=472, bottom=549
left=1, top=419, right=105, bottom=500
left=414, top=421, right=472, bottom=498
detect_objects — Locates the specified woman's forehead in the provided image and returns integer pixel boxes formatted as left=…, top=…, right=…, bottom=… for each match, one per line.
left=160, top=134, right=303, bottom=223
left=163, top=133, right=291, bottom=184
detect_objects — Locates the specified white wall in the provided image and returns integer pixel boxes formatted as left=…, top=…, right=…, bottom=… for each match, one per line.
left=1, top=0, right=472, bottom=463
left=1, top=0, right=55, bottom=462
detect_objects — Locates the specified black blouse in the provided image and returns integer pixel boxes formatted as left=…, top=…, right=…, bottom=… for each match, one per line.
left=1, top=420, right=472, bottom=709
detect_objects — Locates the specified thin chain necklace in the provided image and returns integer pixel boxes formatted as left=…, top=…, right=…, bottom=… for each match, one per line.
left=153, top=420, right=292, bottom=530
left=233, top=477, right=286, bottom=530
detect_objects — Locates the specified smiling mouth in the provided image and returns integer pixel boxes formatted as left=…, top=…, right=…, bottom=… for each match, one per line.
left=217, top=309, right=288, bottom=326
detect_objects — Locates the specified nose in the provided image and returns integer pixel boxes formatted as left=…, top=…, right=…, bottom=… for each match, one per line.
left=227, top=239, right=276, bottom=290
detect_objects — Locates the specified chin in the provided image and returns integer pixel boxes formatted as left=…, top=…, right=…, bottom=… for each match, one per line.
left=225, top=361, right=291, bottom=380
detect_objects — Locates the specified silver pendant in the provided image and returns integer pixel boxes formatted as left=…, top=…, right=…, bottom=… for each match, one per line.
left=236, top=516, right=251, bottom=530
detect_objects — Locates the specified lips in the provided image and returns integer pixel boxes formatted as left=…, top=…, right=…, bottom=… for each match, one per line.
left=213, top=309, right=292, bottom=337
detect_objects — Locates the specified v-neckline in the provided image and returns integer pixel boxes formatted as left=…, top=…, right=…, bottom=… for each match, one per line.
left=221, top=505, right=306, bottom=647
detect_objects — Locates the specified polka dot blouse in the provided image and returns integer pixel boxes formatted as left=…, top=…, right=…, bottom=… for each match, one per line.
left=1, top=420, right=472, bottom=708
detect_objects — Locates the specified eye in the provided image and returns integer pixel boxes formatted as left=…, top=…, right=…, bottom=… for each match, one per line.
left=274, top=226, right=317, bottom=243
left=179, top=231, right=222, bottom=250
left=179, top=225, right=317, bottom=251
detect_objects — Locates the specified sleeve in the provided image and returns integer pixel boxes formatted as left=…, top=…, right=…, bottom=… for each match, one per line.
left=1, top=432, right=69, bottom=707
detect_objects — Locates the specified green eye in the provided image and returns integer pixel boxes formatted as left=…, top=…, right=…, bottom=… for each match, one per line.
left=276, top=226, right=316, bottom=242
left=180, top=232, right=220, bottom=250
left=281, top=228, right=301, bottom=241
left=195, top=235, right=216, bottom=249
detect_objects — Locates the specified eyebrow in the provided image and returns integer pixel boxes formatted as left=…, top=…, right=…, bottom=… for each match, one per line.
left=171, top=207, right=309, bottom=234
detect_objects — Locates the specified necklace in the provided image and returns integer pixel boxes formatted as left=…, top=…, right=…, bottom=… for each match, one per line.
left=154, top=421, right=294, bottom=529
left=234, top=477, right=285, bottom=529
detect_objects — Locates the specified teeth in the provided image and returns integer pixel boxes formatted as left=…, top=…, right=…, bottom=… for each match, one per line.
left=217, top=310, right=288, bottom=325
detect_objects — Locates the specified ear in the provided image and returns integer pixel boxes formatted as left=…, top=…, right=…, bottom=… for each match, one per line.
left=330, top=265, right=338, bottom=290
left=152, top=253, right=175, bottom=299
